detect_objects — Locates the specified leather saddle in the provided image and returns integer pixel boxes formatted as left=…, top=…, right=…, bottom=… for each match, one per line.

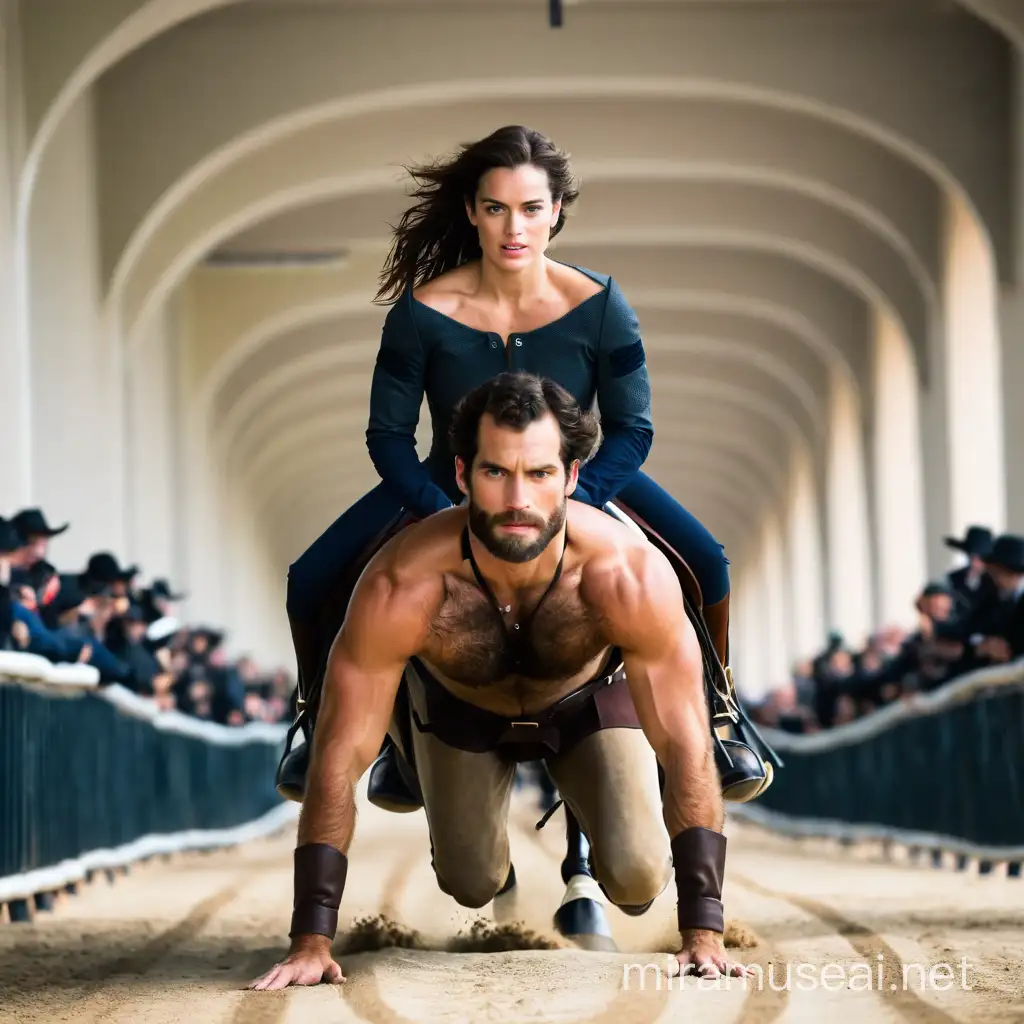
left=276, top=500, right=781, bottom=803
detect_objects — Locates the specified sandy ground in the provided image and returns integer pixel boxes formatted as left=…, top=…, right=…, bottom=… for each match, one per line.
left=2, top=782, right=1023, bottom=1024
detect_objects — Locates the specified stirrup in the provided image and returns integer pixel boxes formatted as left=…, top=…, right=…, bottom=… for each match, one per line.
left=275, top=709, right=311, bottom=802
left=706, top=663, right=783, bottom=803
left=367, top=741, right=424, bottom=812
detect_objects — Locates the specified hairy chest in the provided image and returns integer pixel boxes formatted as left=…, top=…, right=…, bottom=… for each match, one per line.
left=422, top=573, right=609, bottom=701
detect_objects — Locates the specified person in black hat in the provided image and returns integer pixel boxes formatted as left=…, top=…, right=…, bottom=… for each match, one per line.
left=104, top=603, right=165, bottom=696
left=82, top=552, right=139, bottom=598
left=10, top=508, right=69, bottom=568
left=854, top=580, right=963, bottom=702
left=10, top=570, right=87, bottom=664
left=9, top=566, right=139, bottom=686
left=40, top=573, right=93, bottom=633
left=138, top=578, right=186, bottom=625
left=0, top=517, right=21, bottom=651
left=187, top=626, right=224, bottom=663
left=964, top=534, right=1024, bottom=665
left=944, top=524, right=997, bottom=617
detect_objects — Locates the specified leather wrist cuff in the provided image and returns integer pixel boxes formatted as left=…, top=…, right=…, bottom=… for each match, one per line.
left=289, top=843, right=348, bottom=940
left=671, top=826, right=726, bottom=934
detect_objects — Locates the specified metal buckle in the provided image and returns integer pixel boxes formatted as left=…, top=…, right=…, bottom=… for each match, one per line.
left=509, top=721, right=539, bottom=728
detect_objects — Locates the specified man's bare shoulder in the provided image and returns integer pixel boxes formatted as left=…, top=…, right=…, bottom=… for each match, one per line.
left=346, top=509, right=465, bottom=641
left=570, top=503, right=685, bottom=637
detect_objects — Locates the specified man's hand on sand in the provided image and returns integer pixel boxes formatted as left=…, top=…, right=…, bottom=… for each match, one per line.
left=675, top=929, right=750, bottom=979
left=248, top=936, right=344, bottom=990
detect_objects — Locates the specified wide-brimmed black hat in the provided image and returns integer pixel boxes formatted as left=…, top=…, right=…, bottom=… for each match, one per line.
left=84, top=551, right=139, bottom=585
left=11, top=508, right=68, bottom=541
left=26, top=559, right=58, bottom=590
left=0, top=517, right=22, bottom=554
left=944, top=525, right=993, bottom=557
left=149, top=578, right=187, bottom=602
left=189, top=626, right=224, bottom=650
left=49, top=574, right=91, bottom=615
left=983, top=534, right=1024, bottom=574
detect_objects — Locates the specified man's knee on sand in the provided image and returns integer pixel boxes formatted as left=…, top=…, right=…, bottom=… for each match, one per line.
left=433, top=855, right=509, bottom=909
left=594, top=846, right=672, bottom=909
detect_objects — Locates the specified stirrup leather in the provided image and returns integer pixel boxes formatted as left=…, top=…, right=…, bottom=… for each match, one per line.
left=711, top=665, right=741, bottom=725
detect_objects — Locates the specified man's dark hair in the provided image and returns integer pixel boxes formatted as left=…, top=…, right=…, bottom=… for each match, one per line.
left=449, top=372, right=601, bottom=474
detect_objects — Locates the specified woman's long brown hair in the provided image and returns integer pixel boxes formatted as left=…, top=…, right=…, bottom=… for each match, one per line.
left=374, top=125, right=580, bottom=304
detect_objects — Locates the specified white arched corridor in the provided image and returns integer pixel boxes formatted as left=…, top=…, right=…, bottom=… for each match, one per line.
left=1, top=0, right=1022, bottom=689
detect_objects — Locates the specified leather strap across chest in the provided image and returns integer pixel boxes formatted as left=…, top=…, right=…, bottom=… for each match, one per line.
left=460, top=525, right=566, bottom=643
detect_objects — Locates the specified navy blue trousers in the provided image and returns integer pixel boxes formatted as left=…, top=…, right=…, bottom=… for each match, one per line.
left=286, top=469, right=729, bottom=623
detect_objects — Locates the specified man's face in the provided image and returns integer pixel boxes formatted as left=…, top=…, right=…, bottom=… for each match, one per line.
left=8, top=539, right=39, bottom=569
left=922, top=593, right=953, bottom=621
left=456, top=412, right=578, bottom=564
left=25, top=534, right=48, bottom=564
left=986, top=564, right=1023, bottom=594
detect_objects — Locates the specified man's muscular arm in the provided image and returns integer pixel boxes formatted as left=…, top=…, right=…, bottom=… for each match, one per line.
left=602, top=547, right=721, bottom=837
left=590, top=544, right=744, bottom=978
left=297, top=566, right=433, bottom=855
left=250, top=553, right=438, bottom=991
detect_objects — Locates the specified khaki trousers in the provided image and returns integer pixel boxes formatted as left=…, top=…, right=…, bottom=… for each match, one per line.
left=388, top=660, right=673, bottom=909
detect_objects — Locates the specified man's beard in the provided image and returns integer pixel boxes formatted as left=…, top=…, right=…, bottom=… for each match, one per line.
left=467, top=496, right=566, bottom=564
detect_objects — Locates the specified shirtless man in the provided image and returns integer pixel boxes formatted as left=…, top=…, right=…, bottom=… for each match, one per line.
left=250, top=372, right=745, bottom=990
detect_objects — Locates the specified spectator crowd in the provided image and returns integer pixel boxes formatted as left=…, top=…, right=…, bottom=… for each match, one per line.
left=5, top=503, right=1020, bottom=739
left=753, top=525, right=1024, bottom=734
left=0, top=507, right=292, bottom=727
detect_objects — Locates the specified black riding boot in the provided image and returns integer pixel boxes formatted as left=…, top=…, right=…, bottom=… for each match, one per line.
left=367, top=736, right=423, bottom=812
left=275, top=613, right=325, bottom=802
left=702, top=593, right=782, bottom=801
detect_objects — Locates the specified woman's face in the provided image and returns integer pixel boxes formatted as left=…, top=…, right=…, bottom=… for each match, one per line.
left=466, top=164, right=560, bottom=271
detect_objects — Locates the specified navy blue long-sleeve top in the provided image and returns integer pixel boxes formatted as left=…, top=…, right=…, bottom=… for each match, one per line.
left=365, top=265, right=653, bottom=518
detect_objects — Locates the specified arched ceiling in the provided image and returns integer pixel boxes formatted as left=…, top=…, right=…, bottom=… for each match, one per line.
left=19, top=0, right=1021, bottom=579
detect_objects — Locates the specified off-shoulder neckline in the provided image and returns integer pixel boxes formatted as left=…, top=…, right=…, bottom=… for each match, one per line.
left=410, top=263, right=609, bottom=338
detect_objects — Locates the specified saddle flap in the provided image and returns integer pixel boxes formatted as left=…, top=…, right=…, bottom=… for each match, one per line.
left=607, top=500, right=735, bottom=716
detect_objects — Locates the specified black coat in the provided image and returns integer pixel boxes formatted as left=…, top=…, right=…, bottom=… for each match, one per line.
left=947, top=566, right=998, bottom=618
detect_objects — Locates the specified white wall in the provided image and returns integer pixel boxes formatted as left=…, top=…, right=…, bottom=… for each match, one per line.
left=126, top=297, right=181, bottom=582
left=943, top=191, right=1006, bottom=541
left=825, top=366, right=874, bottom=646
left=27, top=86, right=126, bottom=569
left=0, top=0, right=30, bottom=508
left=224, top=474, right=290, bottom=668
left=999, top=289, right=1024, bottom=529
left=759, top=512, right=791, bottom=695
left=732, top=564, right=763, bottom=701
left=785, top=446, right=826, bottom=658
left=872, top=309, right=927, bottom=626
